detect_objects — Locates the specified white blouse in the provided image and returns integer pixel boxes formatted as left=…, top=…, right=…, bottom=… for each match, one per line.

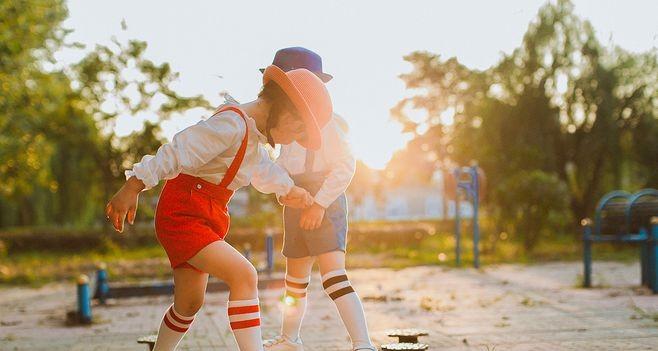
left=276, top=113, right=356, bottom=208
left=125, top=109, right=294, bottom=196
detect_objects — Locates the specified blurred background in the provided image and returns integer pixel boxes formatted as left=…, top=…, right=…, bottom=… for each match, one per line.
left=0, top=0, right=656, bottom=285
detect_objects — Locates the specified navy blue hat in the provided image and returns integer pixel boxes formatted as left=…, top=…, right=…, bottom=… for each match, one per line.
left=260, top=47, right=333, bottom=82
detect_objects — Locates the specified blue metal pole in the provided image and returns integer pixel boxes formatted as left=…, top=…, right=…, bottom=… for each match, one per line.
left=650, top=217, right=658, bottom=293
left=582, top=219, right=593, bottom=288
left=95, top=263, right=109, bottom=304
left=641, top=235, right=649, bottom=287
left=453, top=168, right=462, bottom=267
left=471, top=166, right=480, bottom=269
left=454, top=192, right=462, bottom=267
left=243, top=243, right=252, bottom=262
left=77, top=274, right=92, bottom=324
left=266, top=232, right=274, bottom=274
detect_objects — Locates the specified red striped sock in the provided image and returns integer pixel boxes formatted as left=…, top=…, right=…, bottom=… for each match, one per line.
left=153, top=304, right=195, bottom=350
left=227, top=298, right=263, bottom=350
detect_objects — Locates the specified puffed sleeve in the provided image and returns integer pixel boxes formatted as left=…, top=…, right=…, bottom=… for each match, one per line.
left=250, top=146, right=294, bottom=197
left=125, top=112, right=244, bottom=190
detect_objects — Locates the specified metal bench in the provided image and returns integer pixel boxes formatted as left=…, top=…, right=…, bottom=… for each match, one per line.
left=382, top=328, right=430, bottom=350
left=582, top=189, right=658, bottom=292
left=386, top=328, right=429, bottom=343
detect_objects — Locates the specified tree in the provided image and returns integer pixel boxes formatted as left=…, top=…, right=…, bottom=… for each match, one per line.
left=0, top=0, right=69, bottom=225
left=392, top=0, right=657, bottom=248
left=68, top=37, right=211, bottom=226
left=0, top=0, right=212, bottom=228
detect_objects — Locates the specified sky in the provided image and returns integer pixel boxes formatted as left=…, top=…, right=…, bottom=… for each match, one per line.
left=58, top=0, right=657, bottom=169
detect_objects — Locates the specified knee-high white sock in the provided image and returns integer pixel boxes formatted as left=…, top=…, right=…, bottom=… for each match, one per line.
left=281, top=274, right=310, bottom=341
left=228, top=298, right=264, bottom=351
left=153, top=304, right=196, bottom=351
left=322, top=269, right=374, bottom=350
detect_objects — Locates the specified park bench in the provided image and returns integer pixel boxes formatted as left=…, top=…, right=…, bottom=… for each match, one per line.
left=582, top=189, right=658, bottom=292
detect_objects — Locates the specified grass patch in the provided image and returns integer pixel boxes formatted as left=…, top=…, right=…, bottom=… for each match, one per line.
left=0, top=223, right=642, bottom=287
left=366, top=231, right=639, bottom=267
left=0, top=245, right=170, bottom=286
left=630, top=304, right=658, bottom=324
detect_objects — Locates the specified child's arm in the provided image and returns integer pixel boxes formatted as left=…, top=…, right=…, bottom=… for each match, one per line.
left=313, top=117, right=356, bottom=208
left=105, top=176, right=145, bottom=233
left=251, top=146, right=313, bottom=208
left=299, top=117, right=355, bottom=230
left=106, top=112, right=244, bottom=232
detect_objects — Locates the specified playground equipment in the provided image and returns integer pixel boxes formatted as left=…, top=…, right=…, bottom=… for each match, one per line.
left=381, top=329, right=430, bottom=350
left=73, top=233, right=281, bottom=326
left=66, top=274, right=93, bottom=325
left=92, top=233, right=277, bottom=301
left=94, top=262, right=109, bottom=304
left=67, top=274, right=93, bottom=325
left=450, top=166, right=484, bottom=268
left=581, top=189, right=658, bottom=293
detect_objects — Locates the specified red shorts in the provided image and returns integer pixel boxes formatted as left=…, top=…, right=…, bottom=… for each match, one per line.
left=155, top=174, right=235, bottom=271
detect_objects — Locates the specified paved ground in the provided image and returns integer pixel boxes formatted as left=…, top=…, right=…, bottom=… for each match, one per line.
left=1, top=261, right=657, bottom=350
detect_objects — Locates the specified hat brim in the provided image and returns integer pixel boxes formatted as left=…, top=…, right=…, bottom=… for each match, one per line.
left=262, top=65, right=322, bottom=150
left=259, top=68, right=333, bottom=82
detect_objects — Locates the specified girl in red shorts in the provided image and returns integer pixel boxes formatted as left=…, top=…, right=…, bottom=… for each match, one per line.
left=105, top=65, right=332, bottom=351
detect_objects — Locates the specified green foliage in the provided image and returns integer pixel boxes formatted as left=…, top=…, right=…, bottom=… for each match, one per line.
left=0, top=0, right=69, bottom=205
left=495, top=170, right=571, bottom=251
left=0, top=1, right=212, bottom=228
left=392, top=0, right=658, bottom=248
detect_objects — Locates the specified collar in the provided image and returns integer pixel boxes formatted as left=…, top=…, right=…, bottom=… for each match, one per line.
left=244, top=114, right=268, bottom=144
left=222, top=94, right=267, bottom=144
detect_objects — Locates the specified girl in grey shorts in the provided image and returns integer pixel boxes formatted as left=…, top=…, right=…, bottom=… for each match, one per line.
left=263, top=47, right=377, bottom=351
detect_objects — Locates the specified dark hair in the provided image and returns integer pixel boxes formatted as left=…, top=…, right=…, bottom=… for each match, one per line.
left=258, top=82, right=301, bottom=125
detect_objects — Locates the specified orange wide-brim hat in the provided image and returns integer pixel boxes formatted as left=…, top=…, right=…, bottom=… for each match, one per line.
left=262, top=65, right=332, bottom=150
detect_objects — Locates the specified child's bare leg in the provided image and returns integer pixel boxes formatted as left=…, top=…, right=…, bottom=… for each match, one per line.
left=286, top=256, right=314, bottom=278
left=173, top=268, right=209, bottom=315
left=280, top=256, right=314, bottom=341
left=188, top=241, right=263, bottom=351
left=318, top=251, right=375, bottom=350
left=154, top=268, right=207, bottom=351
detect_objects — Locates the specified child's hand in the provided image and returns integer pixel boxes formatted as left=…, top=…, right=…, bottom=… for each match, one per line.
left=300, top=202, right=325, bottom=230
left=105, top=177, right=145, bottom=233
left=280, top=186, right=313, bottom=209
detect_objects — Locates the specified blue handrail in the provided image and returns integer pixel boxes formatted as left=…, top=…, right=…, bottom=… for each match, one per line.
left=594, top=190, right=631, bottom=236
left=625, top=189, right=658, bottom=233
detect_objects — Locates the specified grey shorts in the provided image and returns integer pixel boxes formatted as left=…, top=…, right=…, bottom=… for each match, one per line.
left=282, top=194, right=348, bottom=258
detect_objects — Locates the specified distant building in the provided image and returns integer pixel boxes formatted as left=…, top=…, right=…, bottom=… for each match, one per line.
left=347, top=171, right=473, bottom=221
left=347, top=188, right=472, bottom=221
left=223, top=171, right=474, bottom=221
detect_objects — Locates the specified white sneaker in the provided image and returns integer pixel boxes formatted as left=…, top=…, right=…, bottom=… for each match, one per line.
left=263, top=335, right=304, bottom=351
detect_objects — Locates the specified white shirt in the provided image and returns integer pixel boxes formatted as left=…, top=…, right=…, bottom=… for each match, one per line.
left=276, top=113, right=356, bottom=208
left=125, top=109, right=294, bottom=196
